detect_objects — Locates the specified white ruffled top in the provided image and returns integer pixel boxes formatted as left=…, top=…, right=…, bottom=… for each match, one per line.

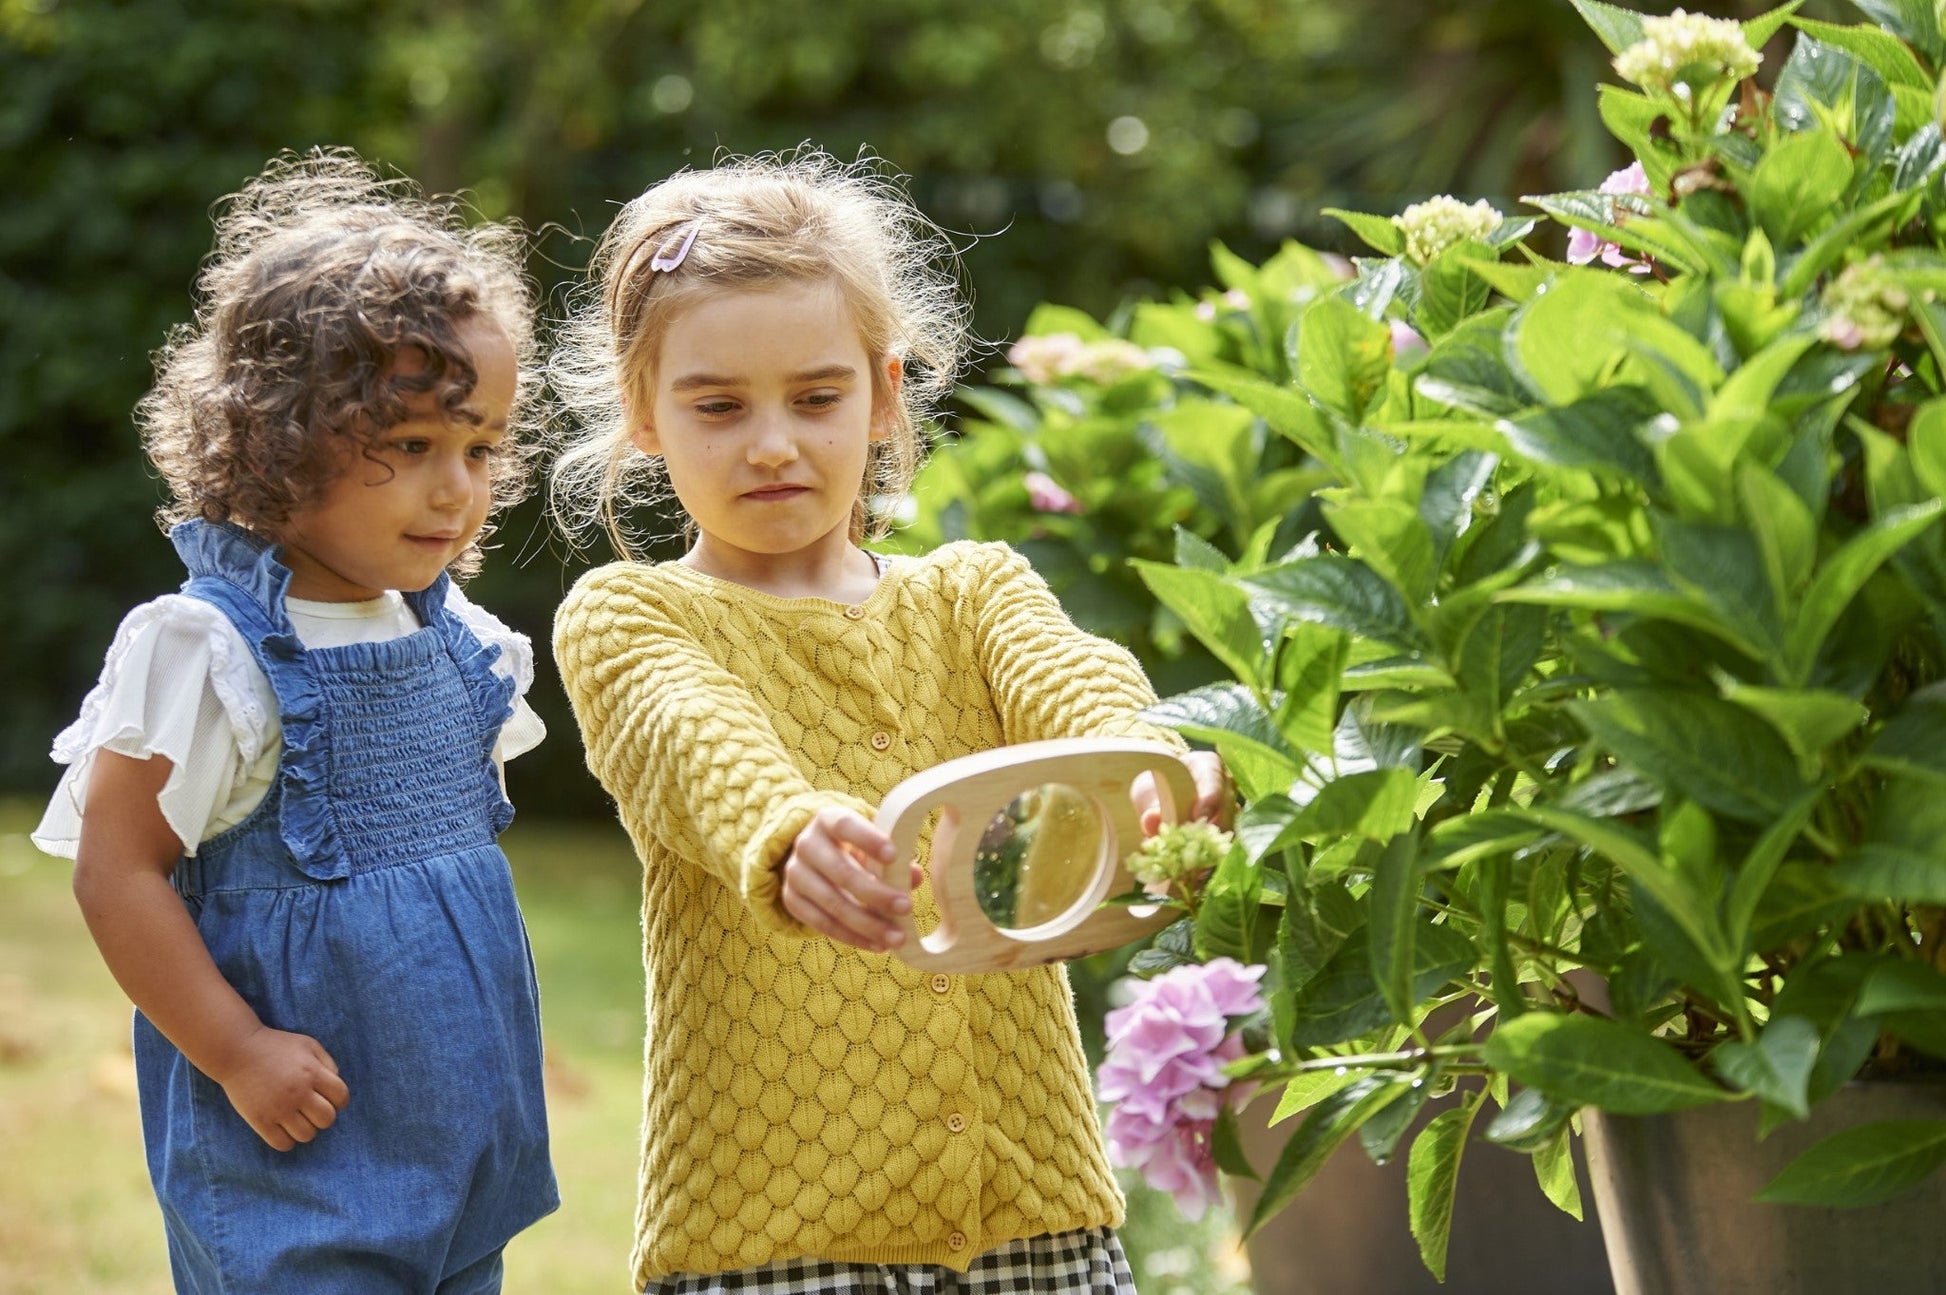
left=32, top=583, right=544, bottom=860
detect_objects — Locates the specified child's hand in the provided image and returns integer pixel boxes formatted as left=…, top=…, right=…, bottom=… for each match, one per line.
left=782, top=808, right=920, bottom=954
left=212, top=1025, right=350, bottom=1152
left=1133, top=751, right=1233, bottom=836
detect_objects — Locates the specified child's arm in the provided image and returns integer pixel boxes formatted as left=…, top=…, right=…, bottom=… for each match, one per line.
left=73, top=749, right=349, bottom=1151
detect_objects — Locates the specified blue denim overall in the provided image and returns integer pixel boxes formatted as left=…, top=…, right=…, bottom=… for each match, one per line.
left=133, top=521, right=557, bottom=1293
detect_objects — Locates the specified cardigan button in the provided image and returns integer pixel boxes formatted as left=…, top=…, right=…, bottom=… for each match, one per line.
left=843, top=605, right=867, bottom=620
left=947, top=1230, right=967, bottom=1252
left=870, top=731, right=892, bottom=751
left=930, top=973, right=951, bottom=994
left=947, top=1112, right=966, bottom=1133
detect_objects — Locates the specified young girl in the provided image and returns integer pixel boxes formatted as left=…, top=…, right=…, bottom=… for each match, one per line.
left=32, top=151, right=557, bottom=1293
left=549, top=151, right=1226, bottom=1294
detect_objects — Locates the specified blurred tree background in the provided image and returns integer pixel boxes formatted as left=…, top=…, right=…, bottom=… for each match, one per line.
left=0, top=0, right=1818, bottom=813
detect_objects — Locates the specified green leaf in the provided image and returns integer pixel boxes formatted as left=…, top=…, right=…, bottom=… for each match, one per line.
left=1133, top=560, right=1267, bottom=688
left=1357, top=1078, right=1428, bottom=1166
left=1494, top=385, right=1660, bottom=482
left=1417, top=240, right=1496, bottom=340
left=1195, top=840, right=1263, bottom=962
left=1861, top=693, right=1946, bottom=783
left=1787, top=17, right=1931, bottom=89
left=1830, top=844, right=1946, bottom=903
left=1711, top=1015, right=1820, bottom=1118
left=1755, top=1121, right=1946, bottom=1207
left=1499, top=563, right=1766, bottom=660
left=1144, top=685, right=1303, bottom=798
left=1298, top=294, right=1394, bottom=425
left=1245, top=1073, right=1417, bottom=1238
left=1786, top=499, right=1945, bottom=685
left=1323, top=207, right=1406, bottom=257
left=1531, top=1123, right=1585, bottom=1221
left=1714, top=677, right=1866, bottom=779
left=1568, top=0, right=1644, bottom=54
left=1190, top=366, right=1343, bottom=474
left=1021, top=302, right=1111, bottom=342
left=1272, top=622, right=1348, bottom=756
left=1289, top=922, right=1478, bottom=1047
left=1568, top=691, right=1808, bottom=824
left=1483, top=1085, right=1576, bottom=1152
left=1909, top=400, right=1946, bottom=502
left=1842, top=0, right=1943, bottom=64
left=1507, top=270, right=1664, bottom=405
left=1237, top=769, right=1423, bottom=858
left=1267, top=1066, right=1361, bottom=1126
left=1747, top=127, right=1855, bottom=248
left=1128, top=917, right=1198, bottom=977
left=1482, top=1013, right=1729, bottom=1114
left=1324, top=497, right=1437, bottom=604
left=1368, top=831, right=1423, bottom=1027
left=1245, top=555, right=1429, bottom=651
left=1737, top=460, right=1818, bottom=613
left=1406, top=1101, right=1477, bottom=1281
left=1780, top=190, right=1917, bottom=299
left=1855, top=959, right=1946, bottom=1016
left=1742, top=0, right=1808, bottom=49
left=1211, top=1104, right=1259, bottom=1180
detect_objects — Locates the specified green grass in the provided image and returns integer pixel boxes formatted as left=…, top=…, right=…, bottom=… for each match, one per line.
left=0, top=803, right=1248, bottom=1294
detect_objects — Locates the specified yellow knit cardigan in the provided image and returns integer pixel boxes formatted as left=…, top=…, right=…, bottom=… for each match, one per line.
left=553, top=541, right=1184, bottom=1285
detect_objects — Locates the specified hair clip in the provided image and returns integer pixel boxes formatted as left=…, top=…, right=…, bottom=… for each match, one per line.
left=649, top=221, right=700, bottom=273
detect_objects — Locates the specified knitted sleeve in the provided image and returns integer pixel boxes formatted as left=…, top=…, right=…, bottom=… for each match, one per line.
left=961, top=543, right=1189, bottom=752
left=553, top=567, right=867, bottom=933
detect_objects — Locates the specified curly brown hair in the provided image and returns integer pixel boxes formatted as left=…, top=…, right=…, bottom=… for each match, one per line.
left=137, top=148, right=539, bottom=578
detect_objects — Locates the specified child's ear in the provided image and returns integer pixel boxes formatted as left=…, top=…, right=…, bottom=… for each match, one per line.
left=630, top=419, right=661, bottom=455
left=870, top=356, right=904, bottom=443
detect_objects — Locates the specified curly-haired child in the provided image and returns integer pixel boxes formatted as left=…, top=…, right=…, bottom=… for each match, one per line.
left=549, top=149, right=1226, bottom=1294
left=32, top=150, right=557, bottom=1294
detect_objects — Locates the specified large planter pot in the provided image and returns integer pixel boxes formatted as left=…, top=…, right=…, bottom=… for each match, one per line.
left=1232, top=1082, right=1615, bottom=1295
left=1584, top=1079, right=1946, bottom=1295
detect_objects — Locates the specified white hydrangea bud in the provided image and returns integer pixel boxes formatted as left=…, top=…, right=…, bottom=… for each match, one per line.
left=1613, top=9, right=1761, bottom=99
left=1818, top=257, right=1910, bottom=352
left=1393, top=195, right=1503, bottom=265
left=1128, top=820, right=1234, bottom=888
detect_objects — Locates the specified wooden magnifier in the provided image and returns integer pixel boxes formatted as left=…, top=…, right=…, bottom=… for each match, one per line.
left=873, top=737, right=1195, bottom=974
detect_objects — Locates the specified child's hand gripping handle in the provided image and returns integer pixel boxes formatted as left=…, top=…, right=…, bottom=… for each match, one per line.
left=872, top=738, right=1197, bottom=974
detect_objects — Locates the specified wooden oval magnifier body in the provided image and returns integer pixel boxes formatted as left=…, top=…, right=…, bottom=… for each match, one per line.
left=873, top=737, right=1195, bottom=974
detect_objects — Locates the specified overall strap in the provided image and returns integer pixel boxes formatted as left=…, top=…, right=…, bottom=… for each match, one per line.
left=170, top=519, right=350, bottom=883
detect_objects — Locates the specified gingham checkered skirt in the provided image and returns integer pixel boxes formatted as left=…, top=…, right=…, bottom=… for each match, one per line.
left=642, top=1227, right=1136, bottom=1294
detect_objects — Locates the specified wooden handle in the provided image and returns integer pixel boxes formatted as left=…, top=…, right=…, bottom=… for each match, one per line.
left=873, top=737, right=1196, bottom=974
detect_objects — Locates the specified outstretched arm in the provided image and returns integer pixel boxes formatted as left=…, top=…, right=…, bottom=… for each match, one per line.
left=73, top=750, right=348, bottom=1151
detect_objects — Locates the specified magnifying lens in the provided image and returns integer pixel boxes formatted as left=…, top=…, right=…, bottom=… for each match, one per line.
left=873, top=737, right=1194, bottom=973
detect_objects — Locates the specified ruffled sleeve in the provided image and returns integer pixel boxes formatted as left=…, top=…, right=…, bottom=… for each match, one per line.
left=444, top=583, right=545, bottom=762
left=32, top=595, right=280, bottom=859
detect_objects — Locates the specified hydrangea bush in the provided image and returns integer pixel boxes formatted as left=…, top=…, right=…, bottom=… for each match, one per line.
left=919, top=0, right=1946, bottom=1277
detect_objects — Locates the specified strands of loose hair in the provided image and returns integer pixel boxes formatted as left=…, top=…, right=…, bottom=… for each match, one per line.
left=137, top=147, right=542, bottom=578
left=547, top=147, right=973, bottom=560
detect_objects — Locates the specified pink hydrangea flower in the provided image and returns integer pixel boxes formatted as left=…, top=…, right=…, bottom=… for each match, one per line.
left=1098, top=958, right=1266, bottom=1219
left=1007, top=332, right=1087, bottom=384
left=1023, top=470, right=1085, bottom=515
left=1565, top=162, right=1652, bottom=273
left=1389, top=319, right=1427, bottom=360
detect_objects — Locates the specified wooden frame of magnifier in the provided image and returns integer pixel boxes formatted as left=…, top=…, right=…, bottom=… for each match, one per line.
left=873, top=737, right=1195, bottom=974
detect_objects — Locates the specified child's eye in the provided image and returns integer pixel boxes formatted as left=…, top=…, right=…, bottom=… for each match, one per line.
left=390, top=438, right=432, bottom=456
left=693, top=399, right=739, bottom=417
left=468, top=443, right=499, bottom=462
left=801, top=391, right=843, bottom=410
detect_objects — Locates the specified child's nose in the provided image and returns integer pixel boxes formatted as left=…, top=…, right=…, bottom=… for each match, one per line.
left=747, top=417, right=800, bottom=469
left=429, top=453, right=474, bottom=509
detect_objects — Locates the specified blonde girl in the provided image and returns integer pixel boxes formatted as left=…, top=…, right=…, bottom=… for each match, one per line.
left=550, top=149, right=1225, bottom=1294
left=34, top=150, right=556, bottom=1293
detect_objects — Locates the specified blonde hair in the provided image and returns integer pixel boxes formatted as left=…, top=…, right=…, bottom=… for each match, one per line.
left=137, top=148, right=540, bottom=578
left=549, top=148, right=970, bottom=558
